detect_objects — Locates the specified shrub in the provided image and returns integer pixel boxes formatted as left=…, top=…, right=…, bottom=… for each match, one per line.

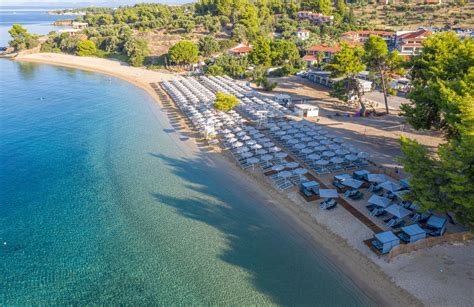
left=206, top=65, right=224, bottom=76
left=214, top=91, right=239, bottom=112
left=76, top=39, right=97, bottom=56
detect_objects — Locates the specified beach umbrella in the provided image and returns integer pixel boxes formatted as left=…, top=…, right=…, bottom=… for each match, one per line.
left=322, top=150, right=335, bottom=158
left=320, top=140, right=332, bottom=145
left=278, top=170, right=293, bottom=184
left=250, top=144, right=262, bottom=150
left=246, top=140, right=257, bottom=146
left=340, top=142, right=352, bottom=148
left=384, top=204, right=411, bottom=219
left=333, top=137, right=344, bottom=143
left=293, top=168, right=308, bottom=175
left=261, top=154, right=274, bottom=162
left=289, top=120, right=299, bottom=125
left=315, top=159, right=329, bottom=166
left=288, top=139, right=299, bottom=145
left=357, top=152, right=370, bottom=159
left=379, top=181, right=402, bottom=192
left=240, top=135, right=251, bottom=141
left=258, top=137, right=271, bottom=143
left=233, top=127, right=242, bottom=132
left=301, top=137, right=312, bottom=142
left=308, top=154, right=321, bottom=161
left=263, top=142, right=275, bottom=148
left=294, top=143, right=306, bottom=150
left=313, top=145, right=326, bottom=152
left=275, top=131, right=286, bottom=136
left=233, top=141, right=244, bottom=148
left=295, top=133, right=306, bottom=138
left=227, top=137, right=238, bottom=144
left=272, top=164, right=285, bottom=172
left=307, top=141, right=319, bottom=147
left=306, top=131, right=318, bottom=137
left=256, top=149, right=268, bottom=155
left=286, top=162, right=299, bottom=169
left=349, top=147, right=360, bottom=154
left=368, top=195, right=392, bottom=208
left=301, top=148, right=313, bottom=155
left=341, top=178, right=364, bottom=189
left=330, top=157, right=344, bottom=164
left=335, top=149, right=349, bottom=156
left=254, top=133, right=265, bottom=138
left=236, top=146, right=249, bottom=153
left=225, top=133, right=235, bottom=139
left=282, top=135, right=292, bottom=140
left=345, top=154, right=358, bottom=162
left=236, top=131, right=246, bottom=137
left=247, top=157, right=260, bottom=164
left=367, top=174, right=388, bottom=183
left=328, top=144, right=341, bottom=151
left=319, top=189, right=338, bottom=198
left=270, top=146, right=281, bottom=153
left=270, top=126, right=280, bottom=131
left=241, top=152, right=254, bottom=158
left=275, top=152, right=288, bottom=160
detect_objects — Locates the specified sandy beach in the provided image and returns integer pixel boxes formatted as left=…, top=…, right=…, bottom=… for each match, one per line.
left=14, top=53, right=474, bottom=306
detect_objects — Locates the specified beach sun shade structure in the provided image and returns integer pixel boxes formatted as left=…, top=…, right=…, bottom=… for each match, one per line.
left=335, top=149, right=349, bottom=156
left=367, top=173, right=388, bottom=183
left=341, top=178, right=364, bottom=189
left=345, top=154, right=358, bottom=162
left=275, top=152, right=288, bottom=159
left=260, top=154, right=274, bottom=164
left=294, top=143, right=306, bottom=150
left=373, top=231, right=400, bottom=254
left=246, top=157, right=260, bottom=169
left=368, top=194, right=392, bottom=208
left=358, top=152, right=370, bottom=159
left=400, top=224, right=426, bottom=243
left=293, top=168, right=308, bottom=175
left=233, top=141, right=244, bottom=148
left=278, top=171, right=293, bottom=183
left=379, top=181, right=402, bottom=192
left=241, top=152, right=254, bottom=158
left=315, top=159, right=329, bottom=166
left=270, top=146, right=281, bottom=153
left=286, top=162, right=299, bottom=169
left=263, top=142, right=275, bottom=148
left=308, top=154, right=321, bottom=161
left=301, top=148, right=313, bottom=155
left=319, top=189, right=338, bottom=198
left=322, top=151, right=335, bottom=157
left=384, top=204, right=411, bottom=219
left=272, top=164, right=285, bottom=172
left=330, top=157, right=344, bottom=164
left=256, top=149, right=268, bottom=155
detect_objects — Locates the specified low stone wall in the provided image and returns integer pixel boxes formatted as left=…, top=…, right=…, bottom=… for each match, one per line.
left=388, top=231, right=474, bottom=261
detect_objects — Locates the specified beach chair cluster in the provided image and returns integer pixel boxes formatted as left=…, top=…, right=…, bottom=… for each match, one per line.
left=267, top=120, right=370, bottom=174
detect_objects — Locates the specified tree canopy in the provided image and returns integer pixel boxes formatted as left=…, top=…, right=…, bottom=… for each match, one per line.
left=398, top=32, right=474, bottom=229
left=168, top=40, right=199, bottom=65
left=8, top=24, right=39, bottom=51
left=76, top=39, right=97, bottom=56
left=214, top=91, right=239, bottom=111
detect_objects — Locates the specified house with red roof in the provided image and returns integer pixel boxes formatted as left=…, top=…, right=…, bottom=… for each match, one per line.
left=303, top=42, right=363, bottom=65
left=396, top=30, right=432, bottom=56
left=228, top=44, right=252, bottom=56
left=342, top=30, right=396, bottom=46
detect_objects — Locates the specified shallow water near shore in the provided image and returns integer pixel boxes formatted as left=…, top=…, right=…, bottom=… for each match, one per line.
left=0, top=59, right=375, bottom=305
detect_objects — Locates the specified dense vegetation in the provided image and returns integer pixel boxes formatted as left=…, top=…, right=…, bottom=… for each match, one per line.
left=214, top=91, right=239, bottom=111
left=8, top=24, right=39, bottom=51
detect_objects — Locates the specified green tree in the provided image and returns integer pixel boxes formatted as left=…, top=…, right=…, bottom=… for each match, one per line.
left=8, top=24, right=39, bottom=51
left=168, top=40, right=199, bottom=65
left=76, top=39, right=97, bottom=56
left=248, top=36, right=272, bottom=66
left=124, top=37, right=149, bottom=67
left=271, top=40, right=300, bottom=66
left=198, top=35, right=220, bottom=57
left=398, top=32, right=474, bottom=230
left=400, top=32, right=473, bottom=137
left=206, top=65, right=225, bottom=75
left=363, top=35, right=404, bottom=114
left=214, top=91, right=239, bottom=111
left=255, top=76, right=277, bottom=91
left=302, top=0, right=332, bottom=15
left=326, top=42, right=366, bottom=109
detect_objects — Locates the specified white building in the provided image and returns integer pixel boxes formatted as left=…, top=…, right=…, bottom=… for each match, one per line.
left=296, top=29, right=310, bottom=40
left=294, top=104, right=319, bottom=118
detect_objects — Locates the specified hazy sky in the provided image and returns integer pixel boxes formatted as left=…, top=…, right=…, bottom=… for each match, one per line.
left=0, top=0, right=191, bottom=7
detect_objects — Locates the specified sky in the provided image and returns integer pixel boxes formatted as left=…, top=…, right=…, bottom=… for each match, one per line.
left=0, top=0, right=191, bottom=7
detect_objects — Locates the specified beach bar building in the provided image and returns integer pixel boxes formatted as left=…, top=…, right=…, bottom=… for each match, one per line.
left=425, top=216, right=447, bottom=236
left=399, top=224, right=426, bottom=243
left=294, top=104, right=319, bottom=118
left=372, top=231, right=400, bottom=254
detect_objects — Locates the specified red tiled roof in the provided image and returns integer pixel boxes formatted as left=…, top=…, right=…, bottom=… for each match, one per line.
left=229, top=46, right=252, bottom=53
left=398, top=30, right=432, bottom=40
left=297, top=29, right=310, bottom=33
left=399, top=43, right=423, bottom=47
left=302, top=54, right=317, bottom=61
left=306, top=44, right=340, bottom=53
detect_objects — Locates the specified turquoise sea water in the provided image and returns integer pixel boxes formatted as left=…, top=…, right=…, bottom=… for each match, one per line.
left=0, top=59, right=375, bottom=305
